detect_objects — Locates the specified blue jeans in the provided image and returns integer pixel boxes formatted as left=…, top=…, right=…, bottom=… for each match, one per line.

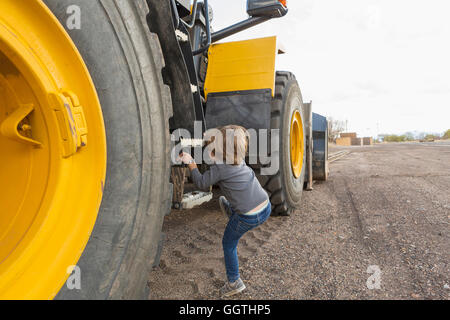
left=222, top=201, right=271, bottom=282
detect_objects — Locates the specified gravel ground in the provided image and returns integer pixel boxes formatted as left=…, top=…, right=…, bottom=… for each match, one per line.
left=148, top=141, right=450, bottom=300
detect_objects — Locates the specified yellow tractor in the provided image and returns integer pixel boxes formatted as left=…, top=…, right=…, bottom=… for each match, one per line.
left=0, top=0, right=327, bottom=299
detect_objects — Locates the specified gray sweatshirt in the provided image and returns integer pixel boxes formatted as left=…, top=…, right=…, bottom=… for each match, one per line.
left=191, top=163, right=269, bottom=214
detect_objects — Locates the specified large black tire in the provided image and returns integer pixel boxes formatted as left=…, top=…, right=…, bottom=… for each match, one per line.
left=312, top=126, right=329, bottom=181
left=260, top=72, right=306, bottom=216
left=44, top=0, right=173, bottom=299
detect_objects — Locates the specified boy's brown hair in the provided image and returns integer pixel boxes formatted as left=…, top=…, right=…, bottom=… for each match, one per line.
left=204, top=125, right=248, bottom=165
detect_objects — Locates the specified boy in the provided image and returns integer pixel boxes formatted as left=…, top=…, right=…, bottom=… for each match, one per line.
left=178, top=125, right=271, bottom=297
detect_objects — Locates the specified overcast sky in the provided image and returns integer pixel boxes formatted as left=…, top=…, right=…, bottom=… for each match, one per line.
left=207, top=0, right=450, bottom=137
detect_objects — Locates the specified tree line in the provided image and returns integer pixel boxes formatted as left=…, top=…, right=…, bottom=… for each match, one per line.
left=327, top=117, right=450, bottom=143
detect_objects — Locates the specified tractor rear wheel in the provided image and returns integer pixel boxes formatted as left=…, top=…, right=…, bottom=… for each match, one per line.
left=44, top=0, right=173, bottom=299
left=260, top=72, right=306, bottom=216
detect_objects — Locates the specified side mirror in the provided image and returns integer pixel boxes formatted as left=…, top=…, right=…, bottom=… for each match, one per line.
left=247, top=0, right=288, bottom=18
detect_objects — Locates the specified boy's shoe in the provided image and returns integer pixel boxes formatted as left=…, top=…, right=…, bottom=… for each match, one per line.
left=220, top=278, right=246, bottom=298
left=219, top=196, right=232, bottom=218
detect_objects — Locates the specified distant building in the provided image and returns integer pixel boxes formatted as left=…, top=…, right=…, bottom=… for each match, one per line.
left=336, top=137, right=351, bottom=146
left=363, top=137, right=373, bottom=145
left=336, top=133, right=373, bottom=146
left=351, top=138, right=363, bottom=146
left=340, top=132, right=357, bottom=139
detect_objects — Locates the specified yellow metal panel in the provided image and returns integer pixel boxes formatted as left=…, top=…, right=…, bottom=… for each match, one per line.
left=204, top=36, right=278, bottom=99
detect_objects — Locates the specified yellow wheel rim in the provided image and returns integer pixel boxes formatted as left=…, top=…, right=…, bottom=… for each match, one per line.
left=0, top=0, right=106, bottom=299
left=290, top=110, right=304, bottom=178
